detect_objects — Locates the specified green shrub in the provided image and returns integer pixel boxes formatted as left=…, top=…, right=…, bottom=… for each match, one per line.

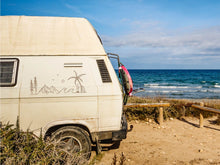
left=0, top=122, right=88, bottom=165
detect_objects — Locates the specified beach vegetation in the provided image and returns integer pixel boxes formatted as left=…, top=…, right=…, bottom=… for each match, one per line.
left=125, top=96, right=220, bottom=125
left=0, top=122, right=89, bottom=165
left=0, top=121, right=126, bottom=164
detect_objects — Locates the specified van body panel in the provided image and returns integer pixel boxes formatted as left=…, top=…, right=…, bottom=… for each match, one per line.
left=0, top=98, right=19, bottom=126
left=0, top=16, right=105, bottom=56
left=98, top=96, right=122, bottom=131
left=0, top=16, right=126, bottom=142
left=19, top=97, right=98, bottom=136
left=0, top=55, right=123, bottom=137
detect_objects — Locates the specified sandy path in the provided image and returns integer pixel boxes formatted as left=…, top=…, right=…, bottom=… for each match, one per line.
left=93, top=117, right=220, bottom=165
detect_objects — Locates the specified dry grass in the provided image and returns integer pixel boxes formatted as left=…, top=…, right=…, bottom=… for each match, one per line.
left=111, top=152, right=126, bottom=165
left=0, top=122, right=126, bottom=165
left=0, top=122, right=89, bottom=165
left=125, top=96, right=220, bottom=124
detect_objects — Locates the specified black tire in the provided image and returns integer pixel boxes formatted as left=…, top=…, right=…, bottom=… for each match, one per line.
left=110, top=141, right=121, bottom=149
left=51, top=126, right=91, bottom=159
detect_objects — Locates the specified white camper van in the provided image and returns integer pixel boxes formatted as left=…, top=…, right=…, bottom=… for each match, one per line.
left=0, top=16, right=132, bottom=156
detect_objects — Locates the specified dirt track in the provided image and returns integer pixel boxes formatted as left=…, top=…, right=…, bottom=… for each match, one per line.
left=94, top=117, right=220, bottom=165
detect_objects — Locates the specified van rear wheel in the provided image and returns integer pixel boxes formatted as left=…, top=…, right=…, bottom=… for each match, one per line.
left=51, top=126, right=91, bottom=159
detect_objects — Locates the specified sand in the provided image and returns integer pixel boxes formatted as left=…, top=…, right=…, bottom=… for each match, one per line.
left=94, top=116, right=220, bottom=165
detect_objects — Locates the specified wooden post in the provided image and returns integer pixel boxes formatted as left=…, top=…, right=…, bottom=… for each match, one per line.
left=180, top=106, right=186, bottom=120
left=199, top=102, right=204, bottom=128
left=159, top=101, right=163, bottom=125
left=218, top=114, right=220, bottom=124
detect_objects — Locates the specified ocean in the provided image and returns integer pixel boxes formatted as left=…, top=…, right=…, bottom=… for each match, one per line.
left=127, top=70, right=220, bottom=99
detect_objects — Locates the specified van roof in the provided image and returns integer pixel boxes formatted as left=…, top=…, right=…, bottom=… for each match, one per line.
left=0, top=16, right=106, bottom=56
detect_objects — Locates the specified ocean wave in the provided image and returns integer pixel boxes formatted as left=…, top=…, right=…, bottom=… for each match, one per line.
left=144, top=84, right=203, bottom=89
left=198, top=89, right=220, bottom=93
left=147, top=86, right=189, bottom=89
left=210, top=90, right=220, bottom=93
left=199, top=90, right=208, bottom=92
left=143, top=89, right=220, bottom=94
left=195, top=86, right=202, bottom=88
left=145, top=90, right=182, bottom=93
left=144, top=83, right=159, bottom=87
left=130, top=70, right=220, bottom=99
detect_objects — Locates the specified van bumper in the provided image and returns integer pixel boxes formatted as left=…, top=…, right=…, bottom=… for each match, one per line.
left=112, top=114, right=127, bottom=141
left=91, top=114, right=128, bottom=142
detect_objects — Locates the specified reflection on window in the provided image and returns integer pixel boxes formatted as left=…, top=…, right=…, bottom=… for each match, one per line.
left=0, top=59, right=19, bottom=86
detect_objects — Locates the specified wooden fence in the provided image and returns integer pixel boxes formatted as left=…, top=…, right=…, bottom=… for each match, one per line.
left=192, top=102, right=220, bottom=128
left=124, top=102, right=170, bottom=125
left=125, top=101, right=220, bottom=127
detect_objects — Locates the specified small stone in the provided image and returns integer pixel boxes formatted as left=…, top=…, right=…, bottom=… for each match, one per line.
left=127, top=159, right=131, bottom=162
left=170, top=118, right=174, bottom=120
left=135, top=120, right=139, bottom=124
left=198, top=149, right=203, bottom=152
left=158, top=126, right=161, bottom=129
left=208, top=159, right=213, bottom=162
left=149, top=119, right=152, bottom=123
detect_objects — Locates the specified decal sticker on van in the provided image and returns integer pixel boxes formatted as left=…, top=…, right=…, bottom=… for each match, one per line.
left=30, top=71, right=86, bottom=95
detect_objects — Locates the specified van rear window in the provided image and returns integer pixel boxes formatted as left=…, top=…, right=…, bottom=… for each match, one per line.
left=0, top=58, right=19, bottom=87
left=96, top=59, right=112, bottom=83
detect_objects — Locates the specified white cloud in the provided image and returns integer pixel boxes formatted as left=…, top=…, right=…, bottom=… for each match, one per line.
left=102, top=25, right=220, bottom=57
left=64, top=3, right=82, bottom=14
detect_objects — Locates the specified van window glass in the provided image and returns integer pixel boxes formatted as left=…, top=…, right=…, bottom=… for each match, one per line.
left=96, top=59, right=112, bottom=83
left=0, top=59, right=19, bottom=86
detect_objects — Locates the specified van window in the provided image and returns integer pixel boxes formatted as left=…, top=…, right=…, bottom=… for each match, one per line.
left=96, top=59, right=112, bottom=83
left=0, top=58, right=19, bottom=87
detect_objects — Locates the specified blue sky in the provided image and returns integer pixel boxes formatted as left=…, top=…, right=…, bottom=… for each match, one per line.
left=2, top=0, right=220, bottom=69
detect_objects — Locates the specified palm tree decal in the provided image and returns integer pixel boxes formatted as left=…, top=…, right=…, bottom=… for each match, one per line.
left=68, top=71, right=86, bottom=93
